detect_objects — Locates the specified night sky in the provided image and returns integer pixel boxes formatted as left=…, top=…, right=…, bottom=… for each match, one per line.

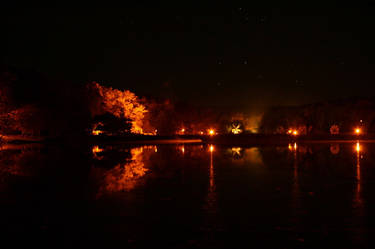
left=1, top=5, right=375, bottom=111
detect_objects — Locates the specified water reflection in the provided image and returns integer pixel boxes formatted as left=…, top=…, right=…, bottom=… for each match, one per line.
left=228, top=147, right=263, bottom=165
left=231, top=147, right=242, bottom=159
left=0, top=144, right=44, bottom=180
left=1, top=142, right=375, bottom=247
left=209, top=145, right=215, bottom=191
left=92, top=146, right=157, bottom=197
left=330, top=144, right=340, bottom=155
left=354, top=142, right=362, bottom=207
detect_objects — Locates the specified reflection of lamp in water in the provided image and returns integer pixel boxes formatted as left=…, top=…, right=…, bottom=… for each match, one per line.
left=288, top=144, right=293, bottom=151
left=330, top=144, right=340, bottom=154
left=354, top=141, right=362, bottom=208
left=288, top=143, right=298, bottom=151
left=209, top=145, right=215, bottom=152
left=209, top=144, right=215, bottom=190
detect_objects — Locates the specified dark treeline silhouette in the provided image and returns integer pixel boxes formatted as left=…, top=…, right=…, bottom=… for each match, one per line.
left=260, top=98, right=375, bottom=135
left=0, top=65, right=91, bottom=138
left=0, top=65, right=238, bottom=138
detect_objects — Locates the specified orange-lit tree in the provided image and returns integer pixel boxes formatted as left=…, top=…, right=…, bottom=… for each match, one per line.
left=87, top=82, right=147, bottom=134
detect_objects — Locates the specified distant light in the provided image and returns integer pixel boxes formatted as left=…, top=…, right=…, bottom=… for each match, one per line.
left=208, top=129, right=215, bottom=136
left=287, top=129, right=298, bottom=135
left=231, top=124, right=242, bottom=134
left=199, top=131, right=204, bottom=135
left=294, top=142, right=297, bottom=150
left=92, top=145, right=103, bottom=153
left=355, top=128, right=361, bottom=135
left=92, top=130, right=102, bottom=136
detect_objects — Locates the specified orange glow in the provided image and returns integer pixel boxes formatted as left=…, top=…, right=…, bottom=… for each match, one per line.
left=208, top=129, right=215, bottom=136
left=356, top=142, right=361, bottom=152
left=355, top=128, right=361, bottom=135
left=231, top=124, right=242, bottom=134
left=287, top=129, right=298, bottom=136
left=288, top=144, right=293, bottom=151
left=92, top=145, right=103, bottom=153
left=209, top=145, right=215, bottom=152
left=89, top=82, right=147, bottom=134
left=178, top=128, right=185, bottom=135
left=92, top=145, right=104, bottom=160
left=180, top=146, right=185, bottom=153
left=102, top=147, right=148, bottom=192
left=294, top=142, right=297, bottom=150
left=92, top=129, right=102, bottom=135
left=231, top=147, right=242, bottom=156
left=199, top=131, right=204, bottom=135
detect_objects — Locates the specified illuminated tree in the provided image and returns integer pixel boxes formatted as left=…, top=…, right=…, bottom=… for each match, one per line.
left=87, top=82, right=147, bottom=134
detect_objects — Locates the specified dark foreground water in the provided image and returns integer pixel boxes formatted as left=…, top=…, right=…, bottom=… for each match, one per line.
left=1, top=141, right=375, bottom=248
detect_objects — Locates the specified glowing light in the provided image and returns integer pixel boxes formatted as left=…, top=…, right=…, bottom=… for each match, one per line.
left=231, top=124, right=242, bottom=134
left=288, top=144, right=293, bottom=151
left=356, top=142, right=361, bottom=152
left=92, top=145, right=103, bottom=153
left=88, top=82, right=147, bottom=134
left=92, top=145, right=104, bottom=160
left=199, top=131, right=204, bottom=135
left=100, top=147, right=148, bottom=193
left=209, top=145, right=215, bottom=152
left=208, top=129, right=215, bottom=136
left=294, top=142, right=297, bottom=150
left=180, top=146, right=185, bottom=153
left=92, top=129, right=102, bottom=135
left=287, top=129, right=298, bottom=136
left=355, top=128, right=361, bottom=135
left=154, top=146, right=158, bottom=153
left=181, top=128, right=185, bottom=133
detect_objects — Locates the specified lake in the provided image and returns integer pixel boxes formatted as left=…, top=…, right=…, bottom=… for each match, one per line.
left=0, top=141, right=374, bottom=248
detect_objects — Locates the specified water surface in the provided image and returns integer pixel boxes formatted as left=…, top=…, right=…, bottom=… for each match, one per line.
left=1, top=142, right=374, bottom=248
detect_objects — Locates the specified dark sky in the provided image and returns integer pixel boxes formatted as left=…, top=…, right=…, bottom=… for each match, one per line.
left=1, top=5, right=375, bottom=111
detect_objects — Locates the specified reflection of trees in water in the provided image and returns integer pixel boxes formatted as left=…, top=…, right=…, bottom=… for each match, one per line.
left=92, top=146, right=156, bottom=197
left=227, top=147, right=263, bottom=165
left=0, top=144, right=45, bottom=189
left=0, top=144, right=44, bottom=176
left=102, top=147, right=147, bottom=192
